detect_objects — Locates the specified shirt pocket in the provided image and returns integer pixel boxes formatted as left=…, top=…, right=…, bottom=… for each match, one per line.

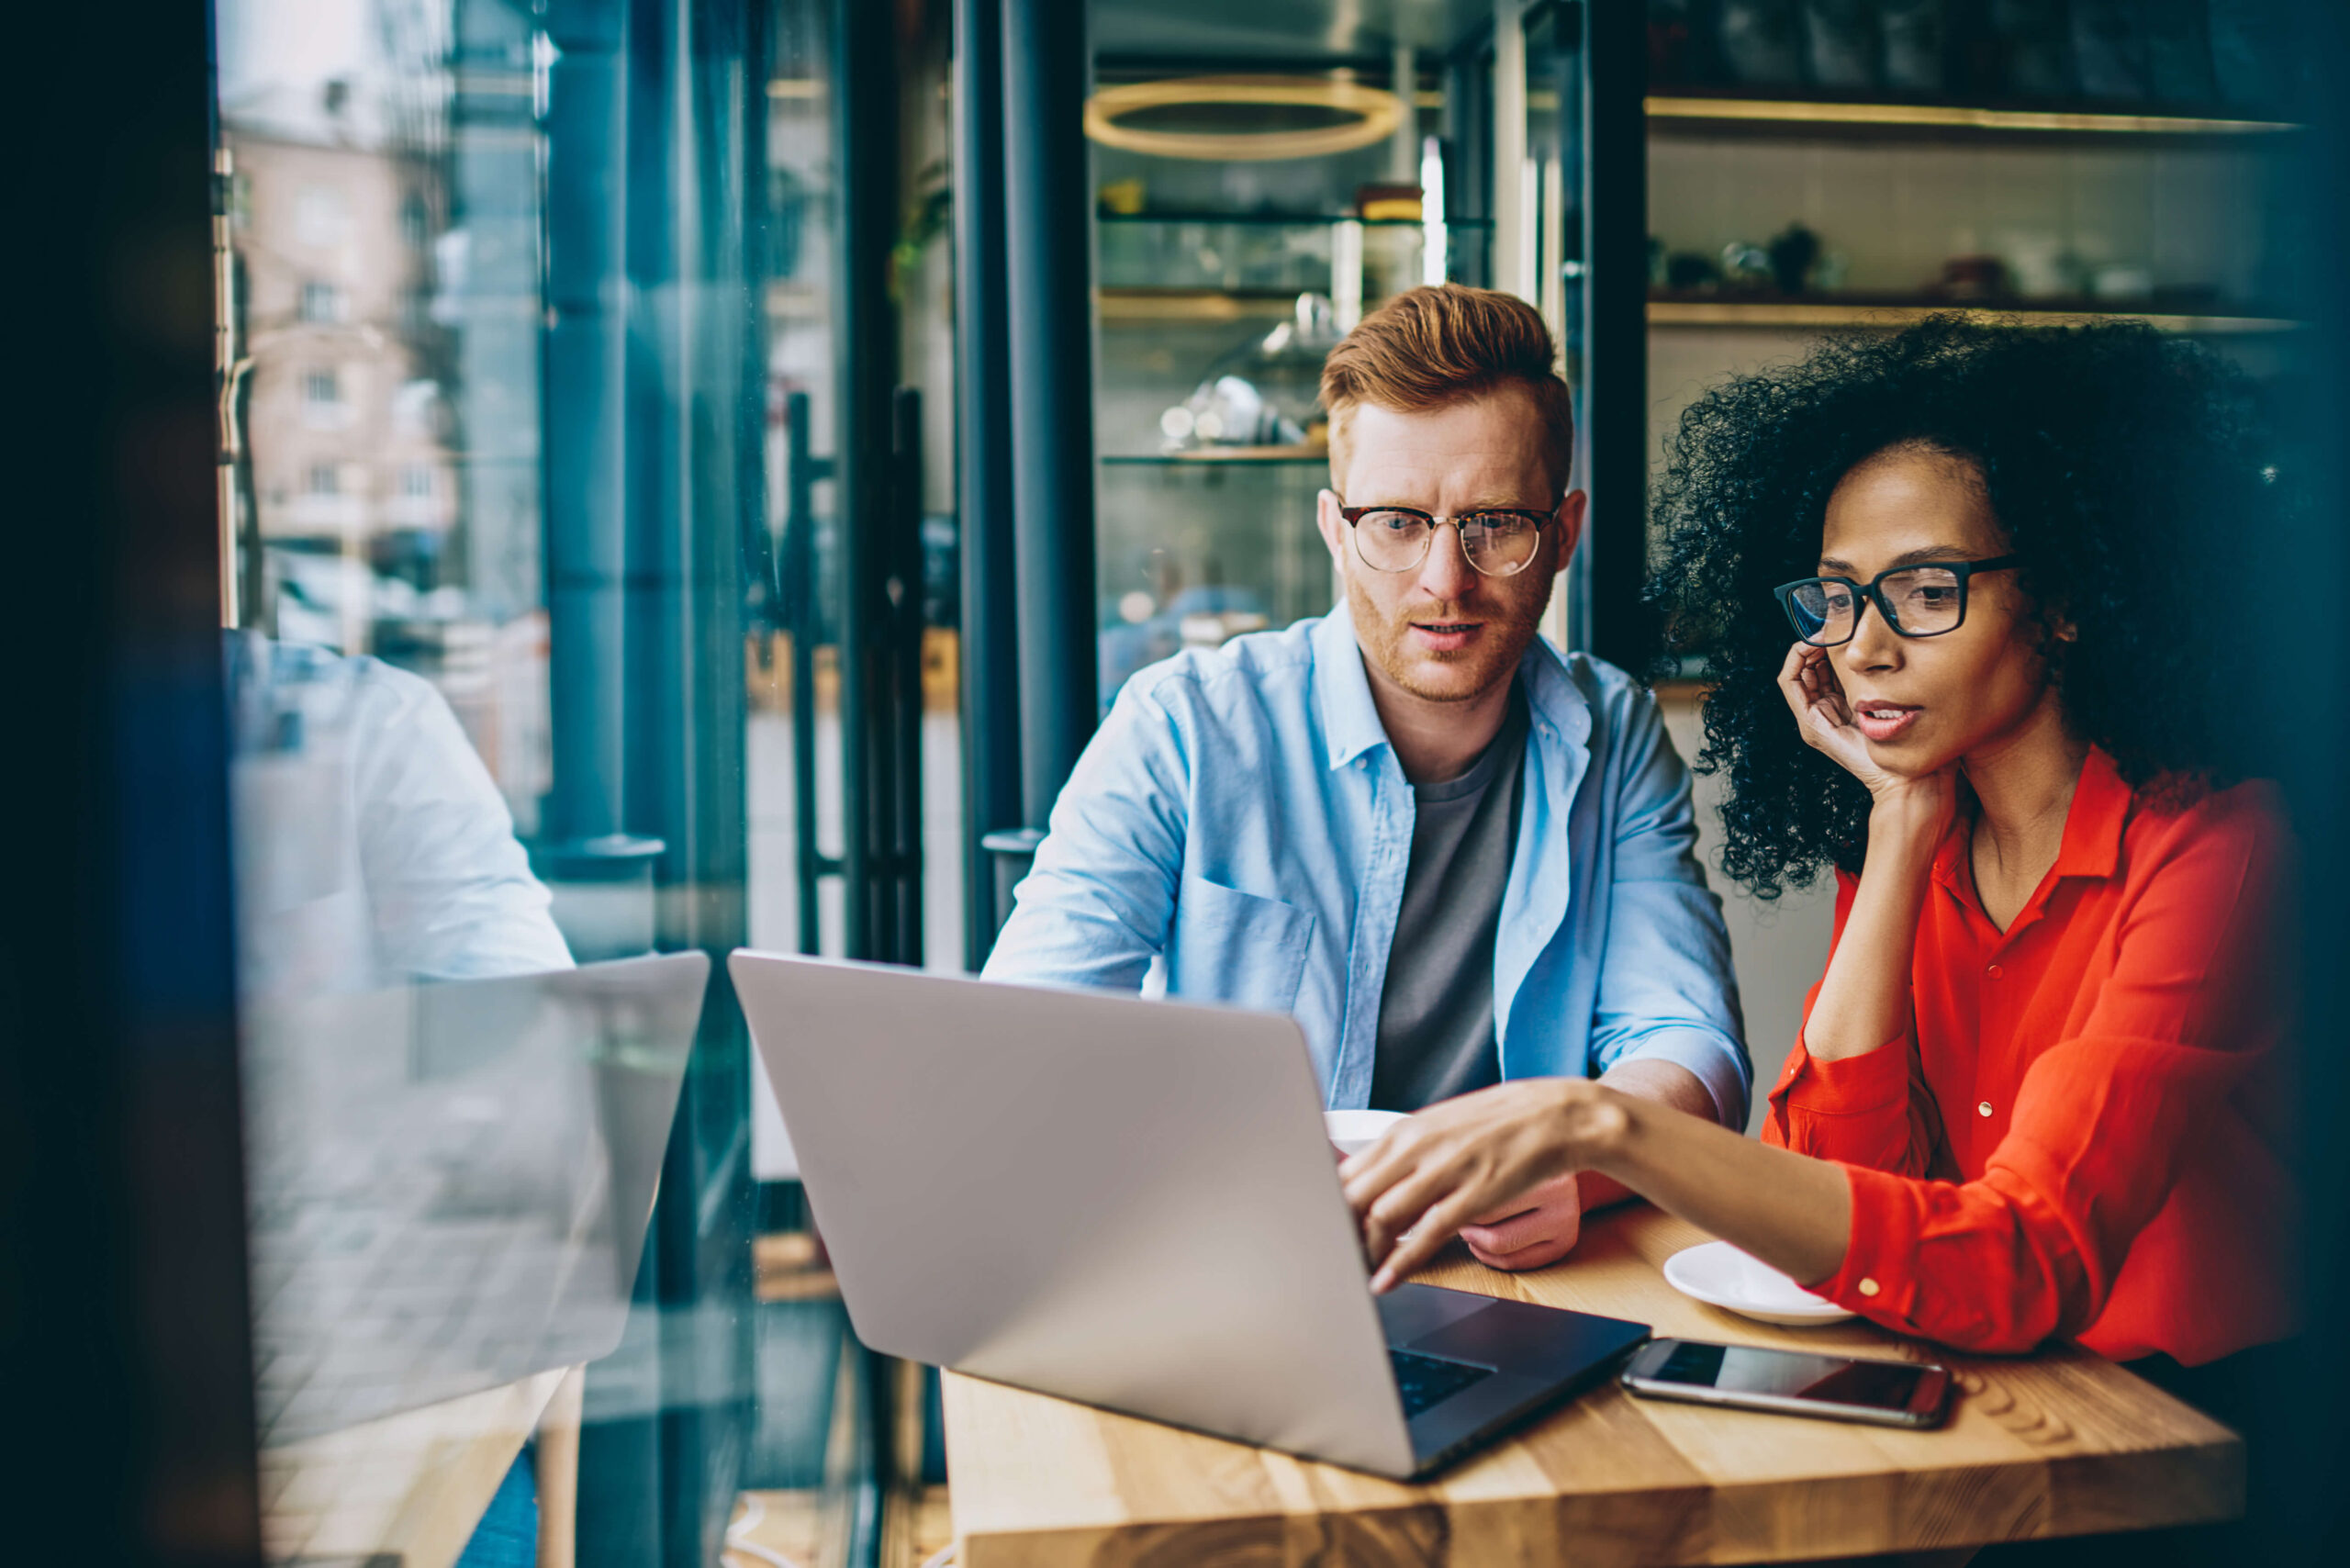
left=1168, top=875, right=1317, bottom=1014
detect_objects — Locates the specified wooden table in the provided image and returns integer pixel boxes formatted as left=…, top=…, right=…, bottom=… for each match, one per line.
left=940, top=1206, right=2242, bottom=1566
left=260, top=1365, right=584, bottom=1568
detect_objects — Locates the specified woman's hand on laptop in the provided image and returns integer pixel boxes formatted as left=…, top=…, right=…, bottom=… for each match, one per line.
left=1339, top=1078, right=1629, bottom=1293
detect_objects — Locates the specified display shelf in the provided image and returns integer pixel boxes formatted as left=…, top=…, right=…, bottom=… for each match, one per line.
left=1099, top=288, right=1319, bottom=322
left=1101, top=448, right=1326, bottom=465
left=1647, top=297, right=2302, bottom=335
left=1645, top=93, right=2300, bottom=140
left=1099, top=212, right=1487, bottom=229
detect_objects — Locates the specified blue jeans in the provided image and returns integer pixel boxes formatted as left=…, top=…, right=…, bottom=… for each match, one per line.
left=455, top=1442, right=538, bottom=1568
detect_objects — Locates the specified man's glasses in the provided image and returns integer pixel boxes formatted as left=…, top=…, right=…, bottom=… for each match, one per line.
left=1774, top=555, right=2020, bottom=646
left=1335, top=502, right=1553, bottom=577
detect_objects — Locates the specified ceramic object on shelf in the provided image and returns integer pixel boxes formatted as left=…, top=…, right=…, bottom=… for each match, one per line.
left=1767, top=223, right=1822, bottom=294
left=1937, top=254, right=2009, bottom=300
left=1665, top=251, right=1722, bottom=290
left=1663, top=1240, right=1858, bottom=1326
left=1158, top=293, right=1342, bottom=454
left=1721, top=241, right=1774, bottom=289
left=2088, top=263, right=2155, bottom=302
left=1996, top=230, right=2077, bottom=298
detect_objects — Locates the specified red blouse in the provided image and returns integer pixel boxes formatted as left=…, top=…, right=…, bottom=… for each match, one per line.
left=1762, top=747, right=2297, bottom=1364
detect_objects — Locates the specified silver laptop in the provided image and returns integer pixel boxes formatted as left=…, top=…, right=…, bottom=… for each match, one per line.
left=731, top=950, right=1649, bottom=1479
left=242, top=950, right=709, bottom=1442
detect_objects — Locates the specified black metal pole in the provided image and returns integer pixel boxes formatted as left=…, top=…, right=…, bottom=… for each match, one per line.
left=891, top=386, right=927, bottom=965
left=785, top=391, right=824, bottom=954
left=1002, top=0, right=1100, bottom=832
left=833, top=0, right=901, bottom=960
left=1576, top=0, right=1651, bottom=668
left=953, top=0, right=1024, bottom=966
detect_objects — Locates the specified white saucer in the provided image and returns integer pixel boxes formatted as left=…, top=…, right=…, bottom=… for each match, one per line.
left=1662, top=1240, right=1857, bottom=1327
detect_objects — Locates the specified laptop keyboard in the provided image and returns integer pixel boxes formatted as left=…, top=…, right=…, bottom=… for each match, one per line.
left=1390, top=1348, right=1494, bottom=1417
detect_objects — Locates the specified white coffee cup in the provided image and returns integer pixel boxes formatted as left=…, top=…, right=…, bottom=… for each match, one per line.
left=1324, top=1109, right=1409, bottom=1159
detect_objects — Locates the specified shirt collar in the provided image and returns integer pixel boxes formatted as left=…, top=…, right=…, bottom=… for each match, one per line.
left=1930, top=744, right=2133, bottom=893
left=1311, top=601, right=1593, bottom=772
left=2052, top=745, right=2132, bottom=880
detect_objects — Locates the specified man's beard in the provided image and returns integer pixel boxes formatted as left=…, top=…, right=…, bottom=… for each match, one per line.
left=1346, top=574, right=1551, bottom=704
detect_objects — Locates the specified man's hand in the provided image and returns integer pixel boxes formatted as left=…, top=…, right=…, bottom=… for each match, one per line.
left=1457, top=1171, right=1583, bottom=1271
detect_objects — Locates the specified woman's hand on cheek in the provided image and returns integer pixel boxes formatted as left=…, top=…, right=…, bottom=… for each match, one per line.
left=1776, top=643, right=1956, bottom=815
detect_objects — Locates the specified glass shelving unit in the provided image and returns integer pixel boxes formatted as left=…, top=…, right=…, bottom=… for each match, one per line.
left=1093, top=204, right=1503, bottom=697
left=1644, top=93, right=2302, bottom=139
left=1647, top=298, right=2303, bottom=333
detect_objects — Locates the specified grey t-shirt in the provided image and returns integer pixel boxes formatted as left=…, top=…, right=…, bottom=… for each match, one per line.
left=1368, top=689, right=1529, bottom=1112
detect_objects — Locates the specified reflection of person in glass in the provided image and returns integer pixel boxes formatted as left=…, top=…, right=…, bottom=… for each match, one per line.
left=1345, top=321, right=2294, bottom=1397
left=228, top=631, right=573, bottom=997
left=987, top=286, right=1748, bottom=1272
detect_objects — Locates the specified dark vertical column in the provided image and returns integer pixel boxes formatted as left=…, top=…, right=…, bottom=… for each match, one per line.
left=890, top=387, right=928, bottom=964
left=1551, top=11, right=1595, bottom=648
left=1577, top=0, right=1651, bottom=667
left=14, top=4, right=261, bottom=1563
left=784, top=393, right=826, bottom=952
left=953, top=0, right=1024, bottom=966
left=2263, top=5, right=2350, bottom=1552
left=560, top=4, right=666, bottom=1558
left=543, top=0, right=631, bottom=847
left=833, top=0, right=901, bottom=959
left=1002, top=0, right=1100, bottom=831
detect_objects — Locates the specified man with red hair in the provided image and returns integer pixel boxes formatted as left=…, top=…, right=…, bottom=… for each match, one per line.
left=985, top=285, right=1746, bottom=1269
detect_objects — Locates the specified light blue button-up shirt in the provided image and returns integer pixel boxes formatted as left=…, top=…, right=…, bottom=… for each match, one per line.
left=982, top=606, right=1751, bottom=1126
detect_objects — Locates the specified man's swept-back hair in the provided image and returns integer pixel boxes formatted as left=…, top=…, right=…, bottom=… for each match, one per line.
left=1319, top=284, right=1575, bottom=488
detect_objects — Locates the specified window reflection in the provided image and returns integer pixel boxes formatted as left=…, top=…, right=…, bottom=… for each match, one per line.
left=226, top=631, right=572, bottom=999
left=218, top=1, right=762, bottom=1562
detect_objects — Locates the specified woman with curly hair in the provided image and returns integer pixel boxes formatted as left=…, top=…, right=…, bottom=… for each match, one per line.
left=1341, top=317, right=2295, bottom=1389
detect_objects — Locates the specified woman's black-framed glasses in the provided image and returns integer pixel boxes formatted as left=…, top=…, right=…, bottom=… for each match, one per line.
left=1774, top=555, right=2020, bottom=646
left=1336, top=502, right=1554, bottom=577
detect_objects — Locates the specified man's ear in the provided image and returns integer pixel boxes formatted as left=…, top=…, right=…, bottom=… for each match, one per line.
left=1550, top=490, right=1589, bottom=574
left=1315, top=487, right=1350, bottom=573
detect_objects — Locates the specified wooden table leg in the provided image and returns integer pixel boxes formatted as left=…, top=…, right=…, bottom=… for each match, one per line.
left=533, top=1365, right=588, bottom=1568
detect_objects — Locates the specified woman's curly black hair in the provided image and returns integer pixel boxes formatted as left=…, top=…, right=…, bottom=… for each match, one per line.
left=1647, top=315, right=2282, bottom=901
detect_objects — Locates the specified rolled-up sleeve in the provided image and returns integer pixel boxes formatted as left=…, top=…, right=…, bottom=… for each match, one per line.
left=1762, top=873, right=1941, bottom=1176
left=1588, top=691, right=1751, bottom=1128
left=981, top=678, right=1191, bottom=992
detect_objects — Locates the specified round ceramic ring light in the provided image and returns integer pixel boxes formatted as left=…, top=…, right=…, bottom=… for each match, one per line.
left=1084, top=76, right=1404, bottom=162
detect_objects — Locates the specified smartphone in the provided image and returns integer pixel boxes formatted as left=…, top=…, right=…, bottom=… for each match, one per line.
left=1620, top=1338, right=1952, bottom=1428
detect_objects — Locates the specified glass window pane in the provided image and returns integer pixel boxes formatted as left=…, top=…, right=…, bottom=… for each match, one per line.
left=215, top=2, right=786, bottom=1562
